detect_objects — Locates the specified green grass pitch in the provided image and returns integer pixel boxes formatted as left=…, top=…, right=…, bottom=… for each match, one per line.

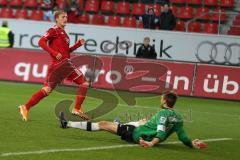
left=0, top=81, right=240, bottom=160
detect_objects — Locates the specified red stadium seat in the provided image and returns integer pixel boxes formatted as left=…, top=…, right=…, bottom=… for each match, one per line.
left=170, top=0, right=186, bottom=4
left=153, top=4, right=161, bottom=16
left=40, top=0, right=53, bottom=9
left=203, top=23, right=218, bottom=34
left=145, top=4, right=162, bottom=16
left=178, top=6, right=194, bottom=19
left=233, top=19, right=240, bottom=25
left=85, top=0, right=100, bottom=13
left=56, top=0, right=82, bottom=9
left=203, top=0, right=218, bottom=6
left=138, top=21, right=143, bottom=28
left=174, top=20, right=185, bottom=31
left=30, top=10, right=43, bottom=21
left=211, top=8, right=227, bottom=22
left=78, top=0, right=84, bottom=9
left=236, top=15, right=240, bottom=20
left=146, top=4, right=161, bottom=16
left=15, top=8, right=28, bottom=19
left=116, top=1, right=130, bottom=15
left=0, top=0, right=7, bottom=6
left=107, top=15, right=121, bottom=27
left=228, top=27, right=240, bottom=36
left=24, top=0, right=38, bottom=8
left=170, top=5, right=178, bottom=16
left=101, top=0, right=115, bottom=14
left=0, top=8, right=14, bottom=18
left=91, top=14, right=105, bottom=25
left=187, top=22, right=201, bottom=32
left=132, top=3, right=145, bottom=16
left=56, top=0, right=65, bottom=9
left=79, top=12, right=90, bottom=24
left=195, top=7, right=210, bottom=20
left=122, top=17, right=137, bottom=28
left=220, top=0, right=234, bottom=8
left=68, top=10, right=81, bottom=23
left=228, top=30, right=240, bottom=36
left=188, top=0, right=202, bottom=5
left=9, top=0, right=22, bottom=7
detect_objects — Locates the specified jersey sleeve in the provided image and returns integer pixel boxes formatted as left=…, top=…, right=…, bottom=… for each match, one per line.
left=38, top=28, right=59, bottom=57
left=69, top=40, right=84, bottom=53
left=176, top=125, right=193, bottom=148
left=155, top=114, right=168, bottom=141
left=42, top=28, right=57, bottom=41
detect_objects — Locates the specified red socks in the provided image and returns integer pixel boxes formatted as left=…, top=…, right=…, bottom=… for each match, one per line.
left=25, top=89, right=47, bottom=110
left=25, top=85, right=87, bottom=111
left=74, top=85, right=88, bottom=110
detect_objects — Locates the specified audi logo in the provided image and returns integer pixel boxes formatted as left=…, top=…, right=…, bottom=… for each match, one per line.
left=196, top=41, right=240, bottom=66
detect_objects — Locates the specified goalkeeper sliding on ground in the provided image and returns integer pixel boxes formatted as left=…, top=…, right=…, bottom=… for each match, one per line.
left=59, top=91, right=207, bottom=149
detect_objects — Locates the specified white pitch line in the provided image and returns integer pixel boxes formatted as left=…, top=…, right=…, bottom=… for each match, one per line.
left=1, top=138, right=233, bottom=157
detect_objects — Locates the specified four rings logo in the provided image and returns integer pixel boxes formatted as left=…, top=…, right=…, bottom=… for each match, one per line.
left=196, top=41, right=240, bottom=66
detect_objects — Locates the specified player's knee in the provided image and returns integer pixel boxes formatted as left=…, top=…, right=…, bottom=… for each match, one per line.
left=42, top=87, right=52, bottom=95
left=79, top=82, right=89, bottom=89
left=98, top=121, right=108, bottom=129
left=82, top=82, right=90, bottom=87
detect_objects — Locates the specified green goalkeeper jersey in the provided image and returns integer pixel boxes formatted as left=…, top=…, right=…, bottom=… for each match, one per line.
left=132, top=108, right=193, bottom=147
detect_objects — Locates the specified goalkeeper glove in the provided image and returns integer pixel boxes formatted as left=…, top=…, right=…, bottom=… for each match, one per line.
left=192, top=139, right=207, bottom=149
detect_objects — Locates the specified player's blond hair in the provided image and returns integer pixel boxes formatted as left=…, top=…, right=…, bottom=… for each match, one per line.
left=54, top=10, right=67, bottom=20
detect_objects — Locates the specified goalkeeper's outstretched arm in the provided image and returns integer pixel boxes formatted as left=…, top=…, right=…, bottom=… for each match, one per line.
left=177, top=126, right=207, bottom=149
left=176, top=126, right=193, bottom=148
left=139, top=137, right=160, bottom=148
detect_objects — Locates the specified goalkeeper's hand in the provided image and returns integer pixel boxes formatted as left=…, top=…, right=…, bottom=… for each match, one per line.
left=192, top=139, right=207, bottom=149
left=139, top=138, right=154, bottom=148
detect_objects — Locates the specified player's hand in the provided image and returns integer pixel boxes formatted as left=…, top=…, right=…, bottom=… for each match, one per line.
left=78, top=39, right=85, bottom=45
left=56, top=53, right=62, bottom=61
left=192, top=139, right=207, bottom=149
left=139, top=138, right=154, bottom=148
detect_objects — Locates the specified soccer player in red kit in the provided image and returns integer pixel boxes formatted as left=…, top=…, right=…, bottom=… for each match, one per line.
left=18, top=10, right=89, bottom=121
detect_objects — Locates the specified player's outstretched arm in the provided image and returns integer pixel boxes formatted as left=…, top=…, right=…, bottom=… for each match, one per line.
left=69, top=39, right=85, bottom=52
left=139, top=114, right=167, bottom=148
left=139, top=137, right=160, bottom=148
left=176, top=127, right=207, bottom=149
left=139, top=127, right=166, bottom=148
left=176, top=126, right=194, bottom=148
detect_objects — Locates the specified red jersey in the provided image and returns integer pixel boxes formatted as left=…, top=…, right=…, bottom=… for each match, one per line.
left=38, top=25, right=82, bottom=64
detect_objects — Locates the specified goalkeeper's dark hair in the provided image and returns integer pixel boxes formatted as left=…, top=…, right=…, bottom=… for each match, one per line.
left=162, top=91, right=178, bottom=108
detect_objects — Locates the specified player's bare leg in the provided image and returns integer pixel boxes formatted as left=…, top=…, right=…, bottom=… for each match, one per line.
left=59, top=112, right=118, bottom=133
left=68, top=120, right=118, bottom=133
left=98, top=121, right=118, bottom=133
left=59, top=112, right=145, bottom=134
left=72, top=82, right=90, bottom=120
left=19, top=86, right=52, bottom=121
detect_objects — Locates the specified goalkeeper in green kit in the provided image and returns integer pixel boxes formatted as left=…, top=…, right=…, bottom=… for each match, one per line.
left=59, top=91, right=207, bottom=149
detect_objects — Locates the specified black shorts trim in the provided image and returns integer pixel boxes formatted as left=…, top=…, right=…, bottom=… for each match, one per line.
left=117, top=124, right=136, bottom=142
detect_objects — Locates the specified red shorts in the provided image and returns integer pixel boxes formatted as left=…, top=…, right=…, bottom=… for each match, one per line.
left=44, top=60, right=86, bottom=89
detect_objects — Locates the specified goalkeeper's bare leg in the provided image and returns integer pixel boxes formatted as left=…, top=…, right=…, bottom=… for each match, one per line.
left=59, top=112, right=146, bottom=134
